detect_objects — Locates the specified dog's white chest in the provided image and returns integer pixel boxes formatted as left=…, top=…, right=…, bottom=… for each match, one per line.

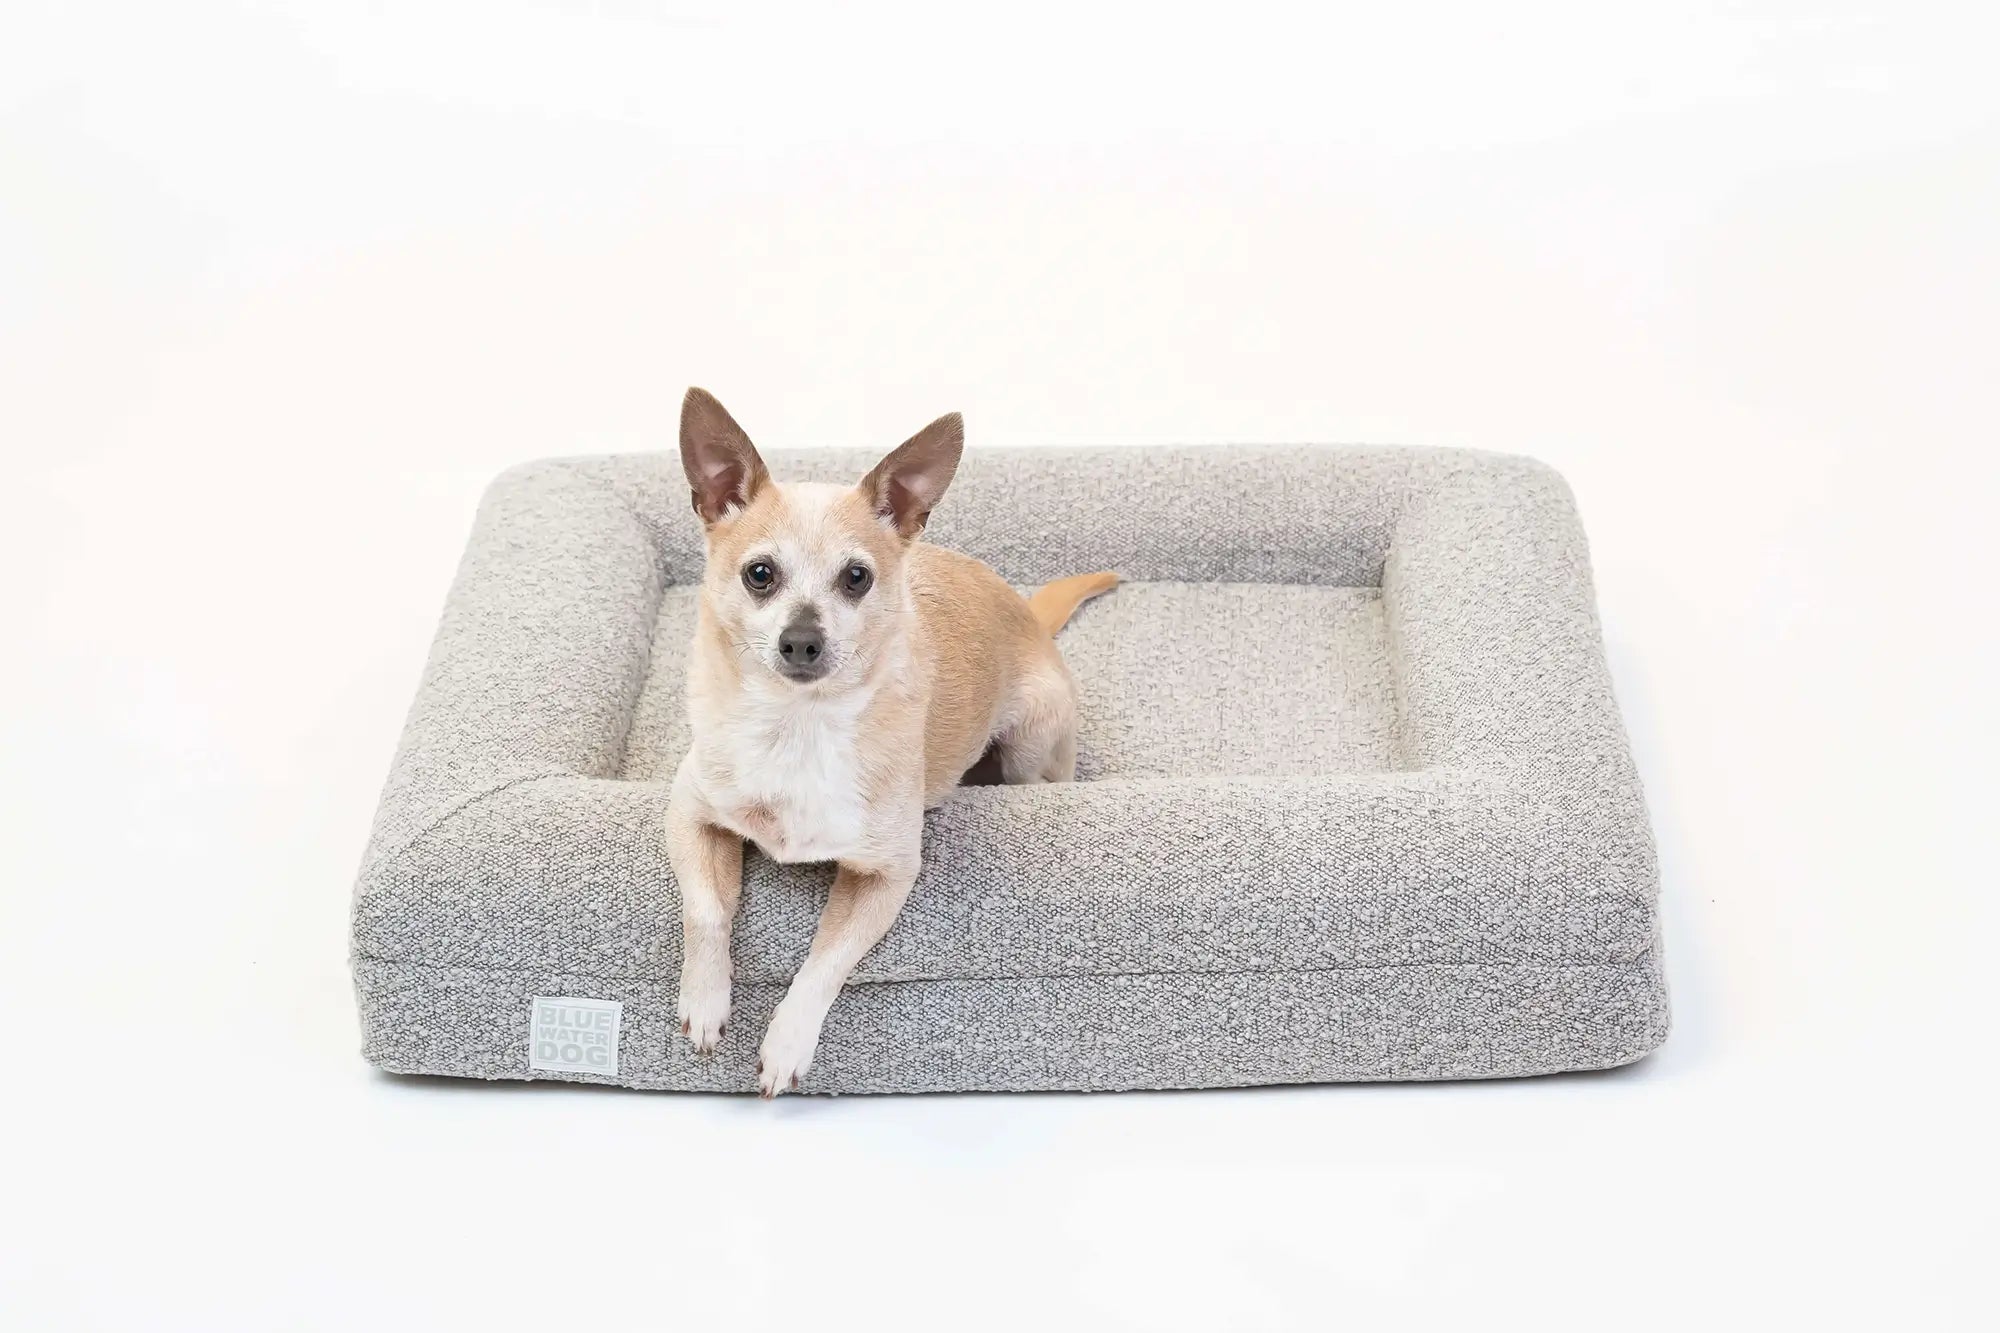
left=701, top=692, right=872, bottom=864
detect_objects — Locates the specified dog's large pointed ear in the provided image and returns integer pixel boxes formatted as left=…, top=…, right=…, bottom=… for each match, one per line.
left=861, top=412, right=964, bottom=539
left=680, top=387, right=770, bottom=524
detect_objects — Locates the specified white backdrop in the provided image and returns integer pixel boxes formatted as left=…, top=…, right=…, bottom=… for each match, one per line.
left=3, top=2, right=1994, bottom=1328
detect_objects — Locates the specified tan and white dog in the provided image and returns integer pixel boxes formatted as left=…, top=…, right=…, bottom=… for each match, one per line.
left=666, top=388, right=1115, bottom=1096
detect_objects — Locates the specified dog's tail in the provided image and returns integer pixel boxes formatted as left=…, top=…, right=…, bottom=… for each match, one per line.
left=1027, top=571, right=1120, bottom=634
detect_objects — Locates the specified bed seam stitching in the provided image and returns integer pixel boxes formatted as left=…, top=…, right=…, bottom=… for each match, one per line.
left=360, top=771, right=573, bottom=880
left=352, top=949, right=1659, bottom=988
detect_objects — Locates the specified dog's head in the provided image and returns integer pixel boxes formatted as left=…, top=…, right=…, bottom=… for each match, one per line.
left=679, top=387, right=963, bottom=688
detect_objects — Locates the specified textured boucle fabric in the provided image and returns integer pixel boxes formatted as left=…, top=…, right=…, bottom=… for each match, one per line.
left=350, top=445, right=1668, bottom=1092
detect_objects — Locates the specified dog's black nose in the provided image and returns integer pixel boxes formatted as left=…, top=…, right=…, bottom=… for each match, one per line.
left=777, top=621, right=825, bottom=675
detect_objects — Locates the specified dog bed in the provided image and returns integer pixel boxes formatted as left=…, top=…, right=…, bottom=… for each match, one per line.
left=351, top=445, right=1668, bottom=1092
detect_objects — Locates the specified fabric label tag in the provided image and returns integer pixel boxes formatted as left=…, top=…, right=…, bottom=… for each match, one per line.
left=528, top=996, right=622, bottom=1076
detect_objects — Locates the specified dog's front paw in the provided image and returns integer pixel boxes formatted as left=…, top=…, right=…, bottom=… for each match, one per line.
left=675, top=967, right=730, bottom=1054
left=755, top=1004, right=822, bottom=1098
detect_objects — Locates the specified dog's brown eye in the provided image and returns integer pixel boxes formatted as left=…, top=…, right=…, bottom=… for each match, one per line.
left=742, top=561, right=777, bottom=594
left=842, top=564, right=873, bottom=597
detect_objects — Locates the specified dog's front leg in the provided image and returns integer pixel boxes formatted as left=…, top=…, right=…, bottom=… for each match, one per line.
left=667, top=763, right=742, bottom=1054
left=756, top=856, right=917, bottom=1097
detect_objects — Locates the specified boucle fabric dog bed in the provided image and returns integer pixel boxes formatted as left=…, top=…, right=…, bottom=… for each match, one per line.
left=351, top=445, right=1668, bottom=1092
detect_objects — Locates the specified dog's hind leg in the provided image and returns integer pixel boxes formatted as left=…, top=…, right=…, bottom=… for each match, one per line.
left=994, top=660, right=1079, bottom=784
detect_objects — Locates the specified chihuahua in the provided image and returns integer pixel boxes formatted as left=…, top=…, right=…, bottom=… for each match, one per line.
left=665, top=388, right=1116, bottom=1096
